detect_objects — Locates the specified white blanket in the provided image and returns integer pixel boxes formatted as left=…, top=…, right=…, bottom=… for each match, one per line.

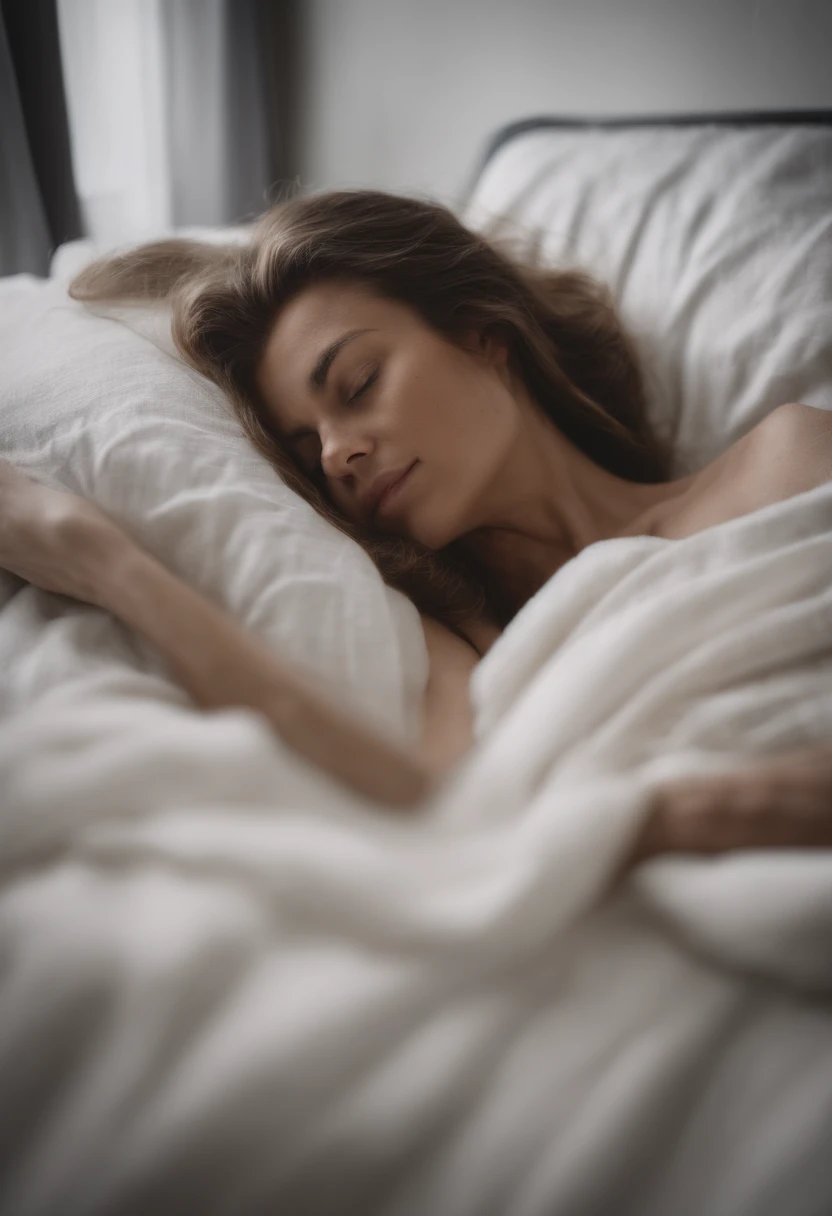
left=2, top=485, right=832, bottom=1215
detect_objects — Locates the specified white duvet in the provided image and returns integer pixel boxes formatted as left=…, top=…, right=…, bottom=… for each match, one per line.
left=2, top=480, right=832, bottom=1216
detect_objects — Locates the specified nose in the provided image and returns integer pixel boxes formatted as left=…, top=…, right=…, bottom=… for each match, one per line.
left=319, top=424, right=372, bottom=481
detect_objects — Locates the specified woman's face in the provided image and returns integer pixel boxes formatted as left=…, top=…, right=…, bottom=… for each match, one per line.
left=255, top=279, right=522, bottom=550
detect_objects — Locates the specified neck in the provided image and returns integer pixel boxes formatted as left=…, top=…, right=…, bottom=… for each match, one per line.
left=456, top=394, right=686, bottom=616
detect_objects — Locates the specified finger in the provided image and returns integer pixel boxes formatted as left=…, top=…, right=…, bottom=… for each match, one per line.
left=656, top=766, right=832, bottom=854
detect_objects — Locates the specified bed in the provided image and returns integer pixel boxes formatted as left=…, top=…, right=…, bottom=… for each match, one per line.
left=1, top=113, right=831, bottom=1216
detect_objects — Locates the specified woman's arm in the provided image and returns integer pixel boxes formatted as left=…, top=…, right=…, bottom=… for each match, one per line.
left=103, top=544, right=446, bottom=807
left=629, top=746, right=832, bottom=866
left=0, top=460, right=464, bottom=807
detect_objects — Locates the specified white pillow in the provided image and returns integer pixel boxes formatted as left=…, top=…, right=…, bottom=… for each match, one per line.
left=0, top=274, right=427, bottom=739
left=464, top=121, right=832, bottom=473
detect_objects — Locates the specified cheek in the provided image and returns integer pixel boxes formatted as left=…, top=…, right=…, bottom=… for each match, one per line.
left=381, top=349, right=518, bottom=544
left=398, top=361, right=480, bottom=449
left=429, top=370, right=517, bottom=473
left=411, top=409, right=515, bottom=547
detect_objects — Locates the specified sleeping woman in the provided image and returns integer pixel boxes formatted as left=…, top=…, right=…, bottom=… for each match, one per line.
left=1, top=188, right=831, bottom=865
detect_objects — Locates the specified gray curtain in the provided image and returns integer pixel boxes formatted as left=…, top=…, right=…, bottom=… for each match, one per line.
left=162, top=0, right=300, bottom=229
left=0, top=0, right=81, bottom=275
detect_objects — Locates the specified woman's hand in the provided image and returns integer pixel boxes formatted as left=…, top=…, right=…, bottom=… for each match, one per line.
left=0, top=459, right=127, bottom=608
left=630, top=744, right=832, bottom=866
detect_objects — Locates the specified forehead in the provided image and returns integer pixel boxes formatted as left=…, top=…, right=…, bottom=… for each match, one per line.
left=271, top=279, right=389, bottom=349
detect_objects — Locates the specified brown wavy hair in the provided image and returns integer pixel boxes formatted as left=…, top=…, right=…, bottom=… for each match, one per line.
left=70, top=188, right=669, bottom=641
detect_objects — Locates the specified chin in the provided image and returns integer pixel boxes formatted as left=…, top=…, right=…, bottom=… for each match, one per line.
left=378, top=484, right=470, bottom=550
left=407, top=510, right=466, bottom=552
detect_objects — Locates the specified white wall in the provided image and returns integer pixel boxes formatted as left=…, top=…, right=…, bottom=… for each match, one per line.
left=297, top=0, right=832, bottom=208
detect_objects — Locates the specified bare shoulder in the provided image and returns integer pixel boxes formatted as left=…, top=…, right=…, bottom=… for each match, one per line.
left=417, top=614, right=480, bottom=776
left=740, top=402, right=832, bottom=502
left=420, top=613, right=482, bottom=668
left=651, top=404, right=832, bottom=540
left=755, top=401, right=832, bottom=443
left=750, top=401, right=832, bottom=480
left=420, top=614, right=502, bottom=663
left=416, top=615, right=502, bottom=776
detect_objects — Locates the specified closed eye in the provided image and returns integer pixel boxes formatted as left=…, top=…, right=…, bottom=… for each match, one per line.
left=348, top=364, right=379, bottom=403
left=290, top=364, right=380, bottom=477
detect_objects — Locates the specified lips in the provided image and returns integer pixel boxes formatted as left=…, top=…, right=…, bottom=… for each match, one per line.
left=366, top=461, right=418, bottom=519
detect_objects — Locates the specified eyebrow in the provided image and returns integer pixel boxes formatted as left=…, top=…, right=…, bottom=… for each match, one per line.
left=309, top=327, right=375, bottom=393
